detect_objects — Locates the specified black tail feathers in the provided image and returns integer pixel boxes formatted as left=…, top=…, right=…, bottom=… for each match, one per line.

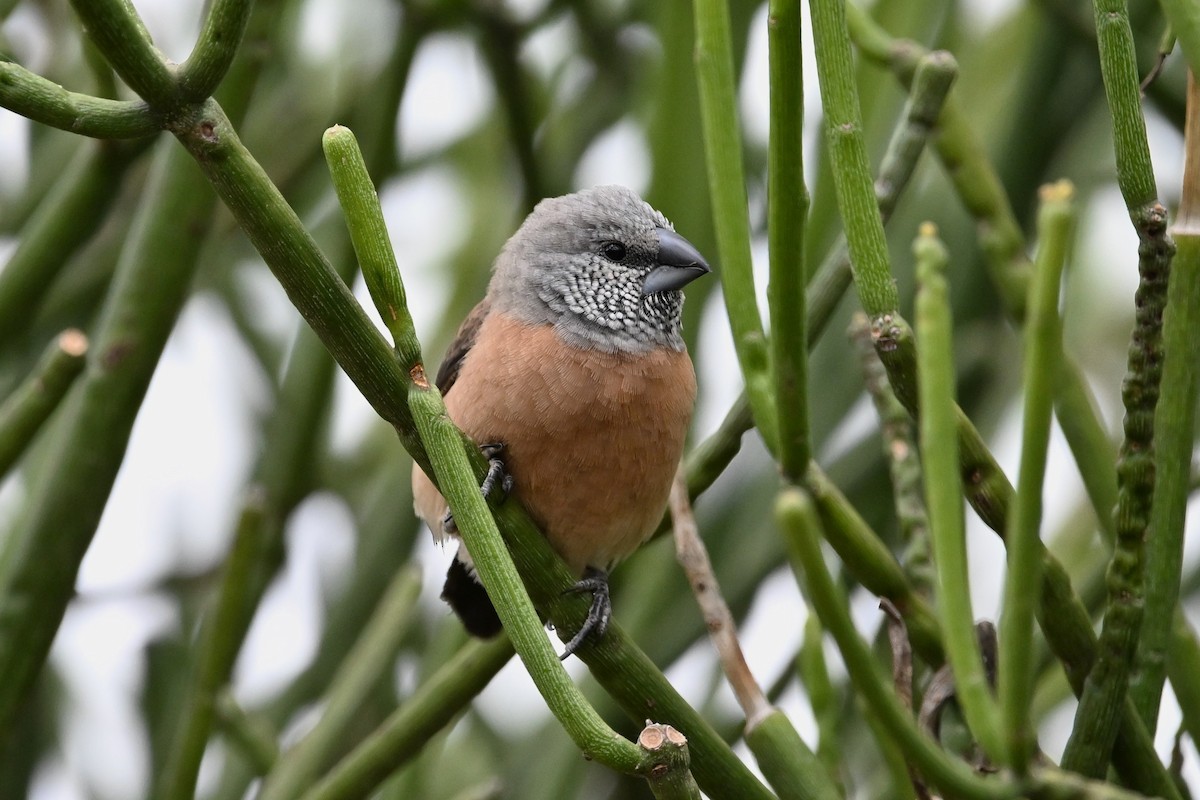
left=442, top=557, right=502, bottom=637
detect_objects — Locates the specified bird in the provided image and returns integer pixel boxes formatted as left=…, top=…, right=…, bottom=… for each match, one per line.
left=411, top=184, right=711, bottom=658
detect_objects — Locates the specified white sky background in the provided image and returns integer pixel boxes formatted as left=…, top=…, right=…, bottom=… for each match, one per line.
left=1, top=0, right=1198, bottom=797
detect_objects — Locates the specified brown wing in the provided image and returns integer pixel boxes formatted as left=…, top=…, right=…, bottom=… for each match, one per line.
left=435, top=298, right=491, bottom=395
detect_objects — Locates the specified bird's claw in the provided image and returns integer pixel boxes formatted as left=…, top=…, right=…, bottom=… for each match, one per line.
left=441, top=442, right=512, bottom=534
left=559, top=567, right=611, bottom=660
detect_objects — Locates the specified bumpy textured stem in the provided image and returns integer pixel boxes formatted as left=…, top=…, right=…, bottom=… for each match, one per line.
left=1068, top=23, right=1178, bottom=745
left=778, top=488, right=1015, bottom=800
left=850, top=315, right=934, bottom=596
left=692, top=0, right=778, bottom=452
left=999, top=182, right=1074, bottom=774
left=913, top=224, right=1005, bottom=764
left=0, top=330, right=88, bottom=476
left=1129, top=72, right=1200, bottom=730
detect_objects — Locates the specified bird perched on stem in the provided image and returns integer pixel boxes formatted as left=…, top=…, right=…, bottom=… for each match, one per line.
left=412, top=185, right=711, bottom=658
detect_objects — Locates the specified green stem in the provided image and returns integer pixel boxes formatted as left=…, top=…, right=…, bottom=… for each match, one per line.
left=300, top=638, right=517, bottom=800
left=850, top=314, right=934, bottom=597
left=913, top=224, right=1005, bottom=764
left=746, top=708, right=843, bottom=800
left=0, top=141, right=216, bottom=734
left=637, top=724, right=702, bottom=800
left=804, top=463, right=944, bottom=666
left=1159, top=0, right=1200, bottom=76
left=0, top=330, right=88, bottom=477
left=0, top=60, right=159, bottom=138
left=156, top=492, right=272, bottom=800
left=178, top=0, right=254, bottom=101
left=257, top=566, right=423, bottom=800
left=692, top=0, right=778, bottom=453
left=806, top=0, right=899, bottom=317
left=0, top=141, right=147, bottom=344
left=1129, top=73, right=1200, bottom=730
left=409, top=385, right=642, bottom=773
left=322, top=125, right=418, bottom=363
left=767, top=0, right=810, bottom=478
left=1061, top=210, right=1170, bottom=778
left=777, top=488, right=1014, bottom=800
left=998, top=182, right=1074, bottom=774
left=799, top=616, right=843, bottom=791
left=68, top=0, right=178, bottom=107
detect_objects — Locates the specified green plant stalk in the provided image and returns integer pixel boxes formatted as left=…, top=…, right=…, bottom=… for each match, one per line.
left=216, top=693, right=279, bottom=775
left=806, top=48, right=955, bottom=346
left=1159, top=0, right=1200, bottom=76
left=850, top=314, right=934, bottom=597
left=0, top=141, right=147, bottom=343
left=68, top=0, right=177, bottom=107
left=678, top=45, right=957, bottom=508
left=1061, top=209, right=1169, bottom=776
left=1052, top=360, right=1117, bottom=543
left=408, top=386, right=644, bottom=774
left=1167, top=610, right=1200, bottom=746
left=322, top=125, right=418, bottom=363
left=1026, top=765, right=1177, bottom=800
left=0, top=141, right=216, bottom=733
left=637, top=724, right=702, bottom=800
left=177, top=0, right=253, bottom=101
left=799, top=616, right=842, bottom=790
left=0, top=60, right=159, bottom=137
left=155, top=493, right=272, bottom=800
left=767, top=0, right=810, bottom=479
left=777, top=488, right=1015, bottom=800
left=0, top=330, right=88, bottom=477
left=871, top=313, right=1179, bottom=799
left=805, top=0, right=899, bottom=317
left=300, top=637, right=517, bottom=800
left=913, top=226, right=1005, bottom=765
left=1129, top=74, right=1200, bottom=730
left=1091, top=0, right=1158, bottom=211
left=746, top=709, right=843, bottom=800
left=258, top=566, right=423, bottom=800
left=692, top=0, right=779, bottom=453
left=805, top=463, right=943, bottom=665
left=998, top=183, right=1074, bottom=774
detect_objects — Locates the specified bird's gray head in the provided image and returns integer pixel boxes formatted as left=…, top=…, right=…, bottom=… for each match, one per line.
left=488, top=185, right=711, bottom=353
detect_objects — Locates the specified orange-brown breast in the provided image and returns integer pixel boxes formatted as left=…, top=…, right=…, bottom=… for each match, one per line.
left=411, top=311, right=696, bottom=574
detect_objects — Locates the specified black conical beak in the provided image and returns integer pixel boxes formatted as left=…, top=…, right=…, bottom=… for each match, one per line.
left=642, top=228, right=712, bottom=295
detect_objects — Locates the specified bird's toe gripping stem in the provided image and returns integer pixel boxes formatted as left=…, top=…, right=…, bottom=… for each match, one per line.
left=440, top=442, right=513, bottom=535
left=558, top=566, right=611, bottom=660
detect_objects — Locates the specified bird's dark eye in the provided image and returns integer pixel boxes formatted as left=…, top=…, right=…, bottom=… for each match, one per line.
left=601, top=241, right=627, bottom=262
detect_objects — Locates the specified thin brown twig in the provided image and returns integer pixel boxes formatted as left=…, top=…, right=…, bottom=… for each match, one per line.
left=669, top=467, right=770, bottom=726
